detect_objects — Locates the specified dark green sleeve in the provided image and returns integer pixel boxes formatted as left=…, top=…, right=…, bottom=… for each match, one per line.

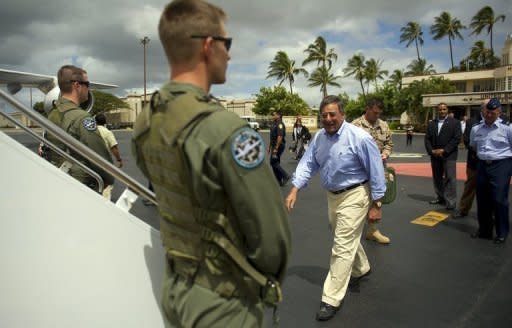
left=76, top=116, right=113, bottom=163
left=76, top=115, right=115, bottom=186
left=184, top=111, right=291, bottom=282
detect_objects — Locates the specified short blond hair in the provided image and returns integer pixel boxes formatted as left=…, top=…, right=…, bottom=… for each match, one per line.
left=159, top=0, right=226, bottom=65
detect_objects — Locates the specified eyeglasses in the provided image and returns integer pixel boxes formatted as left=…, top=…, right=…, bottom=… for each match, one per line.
left=71, top=80, right=90, bottom=88
left=190, top=35, right=232, bottom=51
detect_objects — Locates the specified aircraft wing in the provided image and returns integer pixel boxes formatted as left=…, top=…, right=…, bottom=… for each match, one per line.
left=0, top=68, right=118, bottom=94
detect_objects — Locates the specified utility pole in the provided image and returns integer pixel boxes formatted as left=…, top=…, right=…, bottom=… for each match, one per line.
left=140, top=36, right=150, bottom=107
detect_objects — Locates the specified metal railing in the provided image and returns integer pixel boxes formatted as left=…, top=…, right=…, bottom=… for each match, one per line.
left=0, top=89, right=157, bottom=207
left=0, top=110, right=104, bottom=192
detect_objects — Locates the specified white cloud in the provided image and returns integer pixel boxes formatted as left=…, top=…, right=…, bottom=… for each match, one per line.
left=0, top=0, right=510, bottom=109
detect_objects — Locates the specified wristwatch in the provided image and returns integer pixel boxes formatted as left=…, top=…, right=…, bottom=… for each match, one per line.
left=374, top=201, right=382, bottom=208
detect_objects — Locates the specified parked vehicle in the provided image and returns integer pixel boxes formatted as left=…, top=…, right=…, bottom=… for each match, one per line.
left=240, top=116, right=260, bottom=131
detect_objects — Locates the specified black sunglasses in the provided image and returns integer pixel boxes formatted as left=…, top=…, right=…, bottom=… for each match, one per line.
left=190, top=35, right=232, bottom=51
left=70, top=80, right=90, bottom=87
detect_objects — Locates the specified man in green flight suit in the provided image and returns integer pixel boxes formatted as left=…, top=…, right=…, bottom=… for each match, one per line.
left=132, top=1, right=291, bottom=327
left=43, top=103, right=66, bottom=167
left=55, top=65, right=114, bottom=192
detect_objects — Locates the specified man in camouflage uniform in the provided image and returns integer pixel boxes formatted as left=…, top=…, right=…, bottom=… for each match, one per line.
left=54, top=65, right=114, bottom=191
left=352, top=98, right=392, bottom=244
left=131, top=1, right=291, bottom=327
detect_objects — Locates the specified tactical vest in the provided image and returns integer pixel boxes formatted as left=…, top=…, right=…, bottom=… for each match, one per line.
left=60, top=108, right=89, bottom=140
left=45, top=107, right=66, bottom=166
left=132, top=90, right=280, bottom=304
left=59, top=107, right=115, bottom=187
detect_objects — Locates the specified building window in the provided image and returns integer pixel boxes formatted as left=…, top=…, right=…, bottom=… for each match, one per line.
left=473, top=79, right=495, bottom=92
left=503, top=55, right=509, bottom=66
left=452, top=81, right=466, bottom=92
left=508, top=77, right=512, bottom=90
left=495, top=78, right=506, bottom=91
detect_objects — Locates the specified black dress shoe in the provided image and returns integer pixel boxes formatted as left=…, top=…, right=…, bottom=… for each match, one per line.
left=348, top=269, right=371, bottom=287
left=429, top=199, right=446, bottom=205
left=494, top=237, right=506, bottom=244
left=452, top=210, right=467, bottom=218
left=316, top=302, right=340, bottom=321
left=470, top=231, right=492, bottom=240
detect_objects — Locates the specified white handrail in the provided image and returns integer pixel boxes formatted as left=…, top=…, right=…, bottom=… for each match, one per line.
left=0, top=89, right=157, bottom=205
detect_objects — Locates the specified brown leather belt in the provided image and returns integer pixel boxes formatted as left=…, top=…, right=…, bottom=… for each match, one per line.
left=330, top=180, right=368, bottom=194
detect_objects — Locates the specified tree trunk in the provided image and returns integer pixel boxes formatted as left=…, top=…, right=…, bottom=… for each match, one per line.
left=490, top=29, right=494, bottom=57
left=449, top=37, right=454, bottom=69
left=415, top=38, right=420, bottom=61
left=359, top=79, right=366, bottom=100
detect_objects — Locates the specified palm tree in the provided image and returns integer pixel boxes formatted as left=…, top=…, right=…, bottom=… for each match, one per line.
left=400, top=21, right=424, bottom=60
left=430, top=11, right=466, bottom=70
left=405, top=58, right=436, bottom=76
left=389, top=69, right=404, bottom=90
left=307, top=66, right=342, bottom=98
left=302, top=36, right=338, bottom=70
left=364, top=58, right=388, bottom=92
left=266, top=51, right=308, bottom=94
left=468, top=40, right=497, bottom=69
left=302, top=36, right=339, bottom=97
left=470, top=6, right=506, bottom=56
left=469, top=40, right=489, bottom=67
left=343, top=54, right=367, bottom=99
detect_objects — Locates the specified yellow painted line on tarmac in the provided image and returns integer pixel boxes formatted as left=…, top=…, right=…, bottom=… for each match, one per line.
left=411, top=211, right=450, bottom=227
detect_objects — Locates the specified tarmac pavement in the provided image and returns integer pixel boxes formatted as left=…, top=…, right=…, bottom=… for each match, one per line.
left=5, top=128, right=512, bottom=327
left=266, top=132, right=512, bottom=328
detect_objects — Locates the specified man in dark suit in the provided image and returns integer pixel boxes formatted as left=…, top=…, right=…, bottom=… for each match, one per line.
left=425, top=103, right=462, bottom=210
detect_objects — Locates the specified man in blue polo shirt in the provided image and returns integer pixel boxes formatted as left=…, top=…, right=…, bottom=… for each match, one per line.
left=469, top=97, right=512, bottom=244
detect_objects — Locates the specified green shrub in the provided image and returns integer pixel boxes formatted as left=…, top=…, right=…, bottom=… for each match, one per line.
left=388, top=122, right=400, bottom=130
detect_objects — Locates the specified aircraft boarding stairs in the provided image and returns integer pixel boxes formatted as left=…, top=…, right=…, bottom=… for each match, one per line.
left=0, top=90, right=167, bottom=327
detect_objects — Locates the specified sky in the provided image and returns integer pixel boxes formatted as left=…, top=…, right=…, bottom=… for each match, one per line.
left=0, top=0, right=511, bottom=109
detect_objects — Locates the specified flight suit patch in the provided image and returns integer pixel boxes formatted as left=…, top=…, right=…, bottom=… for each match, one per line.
left=82, top=117, right=97, bottom=131
left=231, top=128, right=264, bottom=169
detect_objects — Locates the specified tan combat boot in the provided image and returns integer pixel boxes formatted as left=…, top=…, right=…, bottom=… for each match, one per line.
left=366, top=222, right=390, bottom=244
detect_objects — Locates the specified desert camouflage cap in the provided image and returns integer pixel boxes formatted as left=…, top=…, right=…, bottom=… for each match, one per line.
left=486, top=97, right=501, bottom=110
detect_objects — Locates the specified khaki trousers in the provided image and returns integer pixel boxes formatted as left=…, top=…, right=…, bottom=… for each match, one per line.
left=458, top=166, right=477, bottom=214
left=102, top=185, right=113, bottom=200
left=322, top=184, right=371, bottom=307
left=161, top=266, right=264, bottom=328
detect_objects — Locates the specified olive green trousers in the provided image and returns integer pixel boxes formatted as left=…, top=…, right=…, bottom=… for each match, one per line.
left=161, top=267, right=264, bottom=328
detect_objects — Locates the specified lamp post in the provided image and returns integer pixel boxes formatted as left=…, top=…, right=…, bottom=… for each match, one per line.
left=140, top=36, right=150, bottom=107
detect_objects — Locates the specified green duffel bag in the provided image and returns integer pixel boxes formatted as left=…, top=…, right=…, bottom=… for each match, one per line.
left=381, top=166, right=396, bottom=204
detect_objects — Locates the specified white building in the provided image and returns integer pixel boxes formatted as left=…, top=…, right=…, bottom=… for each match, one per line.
left=402, top=33, right=512, bottom=119
left=0, top=111, right=35, bottom=128
left=219, top=98, right=259, bottom=118
left=121, top=93, right=263, bottom=125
